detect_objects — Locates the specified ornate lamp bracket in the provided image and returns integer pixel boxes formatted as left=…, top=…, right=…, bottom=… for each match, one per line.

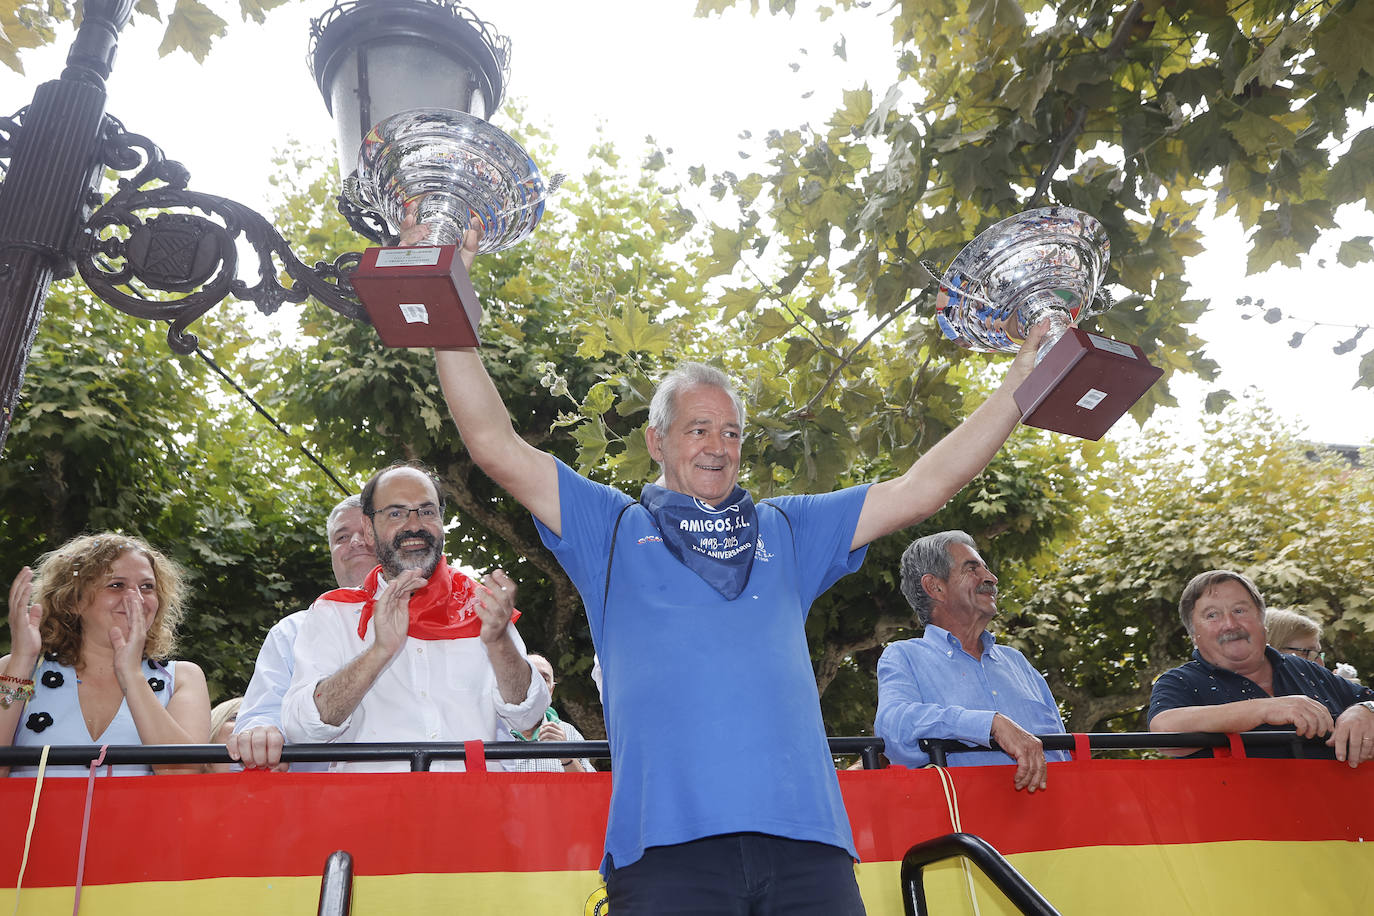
left=74, top=115, right=372, bottom=354
left=337, top=190, right=397, bottom=247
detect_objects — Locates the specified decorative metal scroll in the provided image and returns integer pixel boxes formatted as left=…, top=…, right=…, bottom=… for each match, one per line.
left=74, top=115, right=370, bottom=354
left=336, top=193, right=397, bottom=247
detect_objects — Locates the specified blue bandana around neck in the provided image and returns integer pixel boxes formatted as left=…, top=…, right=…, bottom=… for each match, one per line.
left=639, top=484, right=759, bottom=599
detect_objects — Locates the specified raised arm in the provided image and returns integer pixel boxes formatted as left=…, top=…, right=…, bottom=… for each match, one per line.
left=851, top=320, right=1049, bottom=550
left=308, top=569, right=423, bottom=726
left=473, top=569, right=538, bottom=707
left=1, top=570, right=44, bottom=776
left=436, top=347, right=560, bottom=532
left=433, top=223, right=560, bottom=533
left=108, top=587, right=211, bottom=774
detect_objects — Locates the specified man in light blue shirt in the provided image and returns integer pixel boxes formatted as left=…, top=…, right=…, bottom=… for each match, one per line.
left=875, top=530, right=1067, bottom=791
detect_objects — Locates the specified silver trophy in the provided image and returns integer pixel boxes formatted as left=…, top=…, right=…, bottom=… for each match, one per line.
left=935, top=206, right=1111, bottom=355
left=346, top=107, right=560, bottom=347
left=347, top=107, right=559, bottom=250
left=933, top=205, right=1161, bottom=440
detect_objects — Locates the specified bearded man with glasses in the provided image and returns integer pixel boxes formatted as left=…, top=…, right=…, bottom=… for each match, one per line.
left=238, top=461, right=550, bottom=772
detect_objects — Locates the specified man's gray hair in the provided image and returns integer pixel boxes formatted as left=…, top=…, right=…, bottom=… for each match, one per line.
left=648, top=362, right=746, bottom=434
left=325, top=494, right=363, bottom=540
left=900, top=530, right=978, bottom=626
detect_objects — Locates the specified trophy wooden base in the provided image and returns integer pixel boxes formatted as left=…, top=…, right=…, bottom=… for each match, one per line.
left=350, top=245, right=482, bottom=348
left=1013, top=327, right=1163, bottom=440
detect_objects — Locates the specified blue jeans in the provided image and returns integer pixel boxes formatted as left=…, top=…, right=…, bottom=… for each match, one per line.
left=605, top=832, right=867, bottom=915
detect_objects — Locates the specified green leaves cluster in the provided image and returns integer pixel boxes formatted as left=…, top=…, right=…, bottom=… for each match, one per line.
left=696, top=0, right=1374, bottom=398
left=0, top=0, right=290, bottom=72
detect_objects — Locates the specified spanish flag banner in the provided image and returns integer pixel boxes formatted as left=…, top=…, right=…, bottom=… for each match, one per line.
left=3, top=753, right=1370, bottom=914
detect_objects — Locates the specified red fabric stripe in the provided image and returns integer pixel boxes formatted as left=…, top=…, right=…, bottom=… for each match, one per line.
left=850, top=756, right=1374, bottom=859
left=463, top=740, right=486, bottom=773
left=3, top=757, right=1371, bottom=888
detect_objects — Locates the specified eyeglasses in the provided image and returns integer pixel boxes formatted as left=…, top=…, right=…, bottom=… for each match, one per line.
left=1282, top=646, right=1325, bottom=662
left=371, top=504, right=440, bottom=523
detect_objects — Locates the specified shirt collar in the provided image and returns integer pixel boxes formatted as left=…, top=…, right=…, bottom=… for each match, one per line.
left=922, top=623, right=997, bottom=653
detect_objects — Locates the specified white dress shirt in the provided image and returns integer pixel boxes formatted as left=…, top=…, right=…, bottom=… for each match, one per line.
left=233, top=610, right=329, bottom=772
left=281, top=577, right=549, bottom=772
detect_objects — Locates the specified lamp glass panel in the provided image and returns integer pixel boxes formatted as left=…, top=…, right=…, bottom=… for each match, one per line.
left=328, top=40, right=478, bottom=177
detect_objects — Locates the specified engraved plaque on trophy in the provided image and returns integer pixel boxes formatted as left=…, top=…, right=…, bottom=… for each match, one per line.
left=933, top=206, right=1163, bottom=440
left=345, top=108, right=559, bottom=348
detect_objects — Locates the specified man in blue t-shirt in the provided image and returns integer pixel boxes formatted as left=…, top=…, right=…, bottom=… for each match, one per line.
left=432, top=222, right=1048, bottom=915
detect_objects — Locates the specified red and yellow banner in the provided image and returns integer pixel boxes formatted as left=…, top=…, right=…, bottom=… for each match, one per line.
left=3, top=753, right=1370, bottom=914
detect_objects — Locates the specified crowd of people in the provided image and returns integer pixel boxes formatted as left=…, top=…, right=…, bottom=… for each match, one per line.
left=3, top=220, right=1371, bottom=915
left=12, top=512, right=1367, bottom=782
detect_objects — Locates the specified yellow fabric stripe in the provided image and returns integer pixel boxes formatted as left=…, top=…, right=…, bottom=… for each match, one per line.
left=8, top=871, right=607, bottom=916
left=855, top=839, right=1374, bottom=916
left=10, top=840, right=1370, bottom=915
left=10, top=744, right=48, bottom=916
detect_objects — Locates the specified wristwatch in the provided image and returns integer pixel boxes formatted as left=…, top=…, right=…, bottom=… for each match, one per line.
left=1357, top=701, right=1374, bottom=715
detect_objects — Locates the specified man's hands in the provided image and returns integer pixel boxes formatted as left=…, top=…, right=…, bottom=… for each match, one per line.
left=475, top=569, right=516, bottom=645
left=457, top=217, right=482, bottom=271
left=535, top=719, right=583, bottom=770
left=397, top=211, right=483, bottom=273
left=537, top=719, right=568, bottom=742
left=1258, top=695, right=1374, bottom=768
left=226, top=725, right=288, bottom=771
left=1260, top=695, right=1335, bottom=738
left=1328, top=703, right=1374, bottom=768
left=990, top=713, right=1049, bottom=792
left=1005, top=319, right=1052, bottom=389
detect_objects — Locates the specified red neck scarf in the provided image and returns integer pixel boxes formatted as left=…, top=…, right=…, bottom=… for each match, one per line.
left=319, top=557, right=518, bottom=641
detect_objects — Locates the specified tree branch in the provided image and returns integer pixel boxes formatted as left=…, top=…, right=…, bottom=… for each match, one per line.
left=1029, top=0, right=1146, bottom=206
left=786, top=290, right=926, bottom=421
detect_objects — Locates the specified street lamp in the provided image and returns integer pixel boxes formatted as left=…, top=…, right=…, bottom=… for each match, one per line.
left=0, top=0, right=510, bottom=452
left=310, top=0, right=508, bottom=179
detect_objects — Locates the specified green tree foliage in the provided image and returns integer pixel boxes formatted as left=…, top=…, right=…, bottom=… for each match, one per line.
left=1012, top=403, right=1374, bottom=730
left=695, top=0, right=1374, bottom=392
left=0, top=284, right=343, bottom=702
left=1, top=0, right=291, bottom=73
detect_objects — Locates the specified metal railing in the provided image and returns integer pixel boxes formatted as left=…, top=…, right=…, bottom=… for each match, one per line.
left=0, top=736, right=886, bottom=771
left=920, top=729, right=1331, bottom=765
left=0, top=730, right=1325, bottom=771
left=901, top=833, right=1061, bottom=916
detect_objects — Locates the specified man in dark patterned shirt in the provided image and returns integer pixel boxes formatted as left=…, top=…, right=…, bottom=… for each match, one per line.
left=1149, top=569, right=1374, bottom=764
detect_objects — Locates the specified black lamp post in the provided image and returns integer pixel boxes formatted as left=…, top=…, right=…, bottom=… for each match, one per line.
left=0, top=0, right=510, bottom=453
